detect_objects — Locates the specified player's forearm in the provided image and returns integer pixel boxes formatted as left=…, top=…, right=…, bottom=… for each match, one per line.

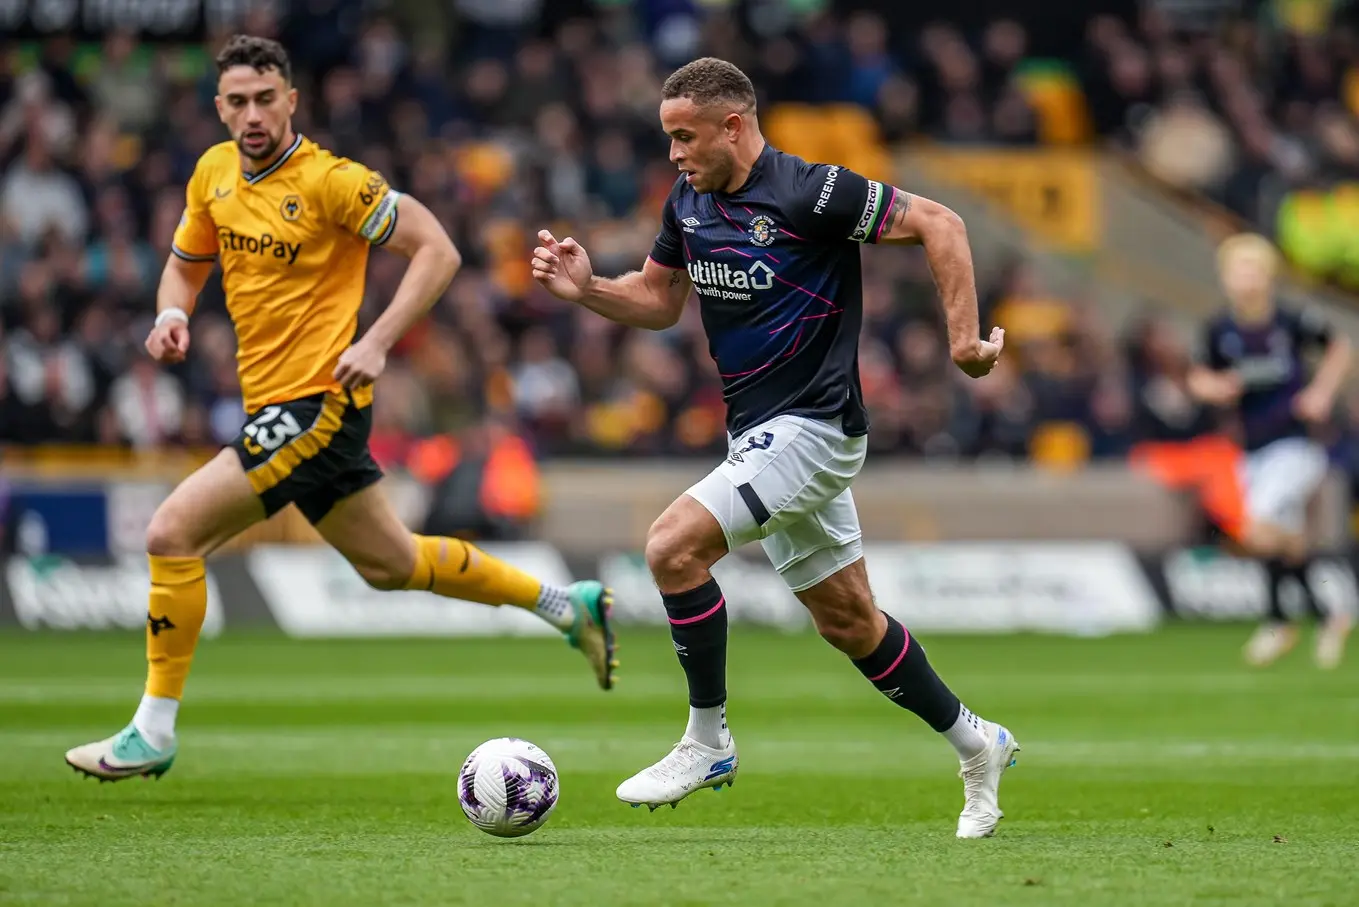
left=920, top=212, right=981, bottom=359
left=364, top=243, right=461, bottom=351
left=1186, top=366, right=1234, bottom=405
left=582, top=271, right=679, bottom=330
left=156, top=257, right=212, bottom=317
left=1309, top=335, right=1352, bottom=400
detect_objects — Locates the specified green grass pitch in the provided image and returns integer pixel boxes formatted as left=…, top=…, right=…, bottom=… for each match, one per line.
left=1, top=624, right=1356, bottom=906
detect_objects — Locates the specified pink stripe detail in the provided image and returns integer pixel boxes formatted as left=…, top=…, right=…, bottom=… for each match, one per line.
left=784, top=323, right=806, bottom=357
left=868, top=628, right=911, bottom=682
left=714, top=201, right=743, bottom=231
left=647, top=254, right=684, bottom=270
left=711, top=246, right=752, bottom=258
left=768, top=311, right=835, bottom=335
left=772, top=274, right=841, bottom=309
left=873, top=186, right=898, bottom=243
left=739, top=204, right=755, bottom=215
left=719, top=361, right=774, bottom=379
left=764, top=253, right=781, bottom=264
left=778, top=227, right=808, bottom=241
left=668, top=596, right=726, bottom=625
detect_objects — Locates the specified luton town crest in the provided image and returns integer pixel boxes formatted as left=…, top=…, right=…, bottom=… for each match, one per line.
left=748, top=214, right=775, bottom=247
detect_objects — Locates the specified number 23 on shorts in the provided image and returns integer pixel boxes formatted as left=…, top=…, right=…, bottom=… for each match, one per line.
left=242, top=405, right=304, bottom=455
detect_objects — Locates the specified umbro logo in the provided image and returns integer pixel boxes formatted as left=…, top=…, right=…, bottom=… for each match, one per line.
left=682, top=216, right=700, bottom=234
left=673, top=641, right=688, bottom=656
left=882, top=687, right=903, bottom=699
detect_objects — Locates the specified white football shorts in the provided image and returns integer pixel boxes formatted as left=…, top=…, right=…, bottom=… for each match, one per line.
left=1241, top=436, right=1329, bottom=535
left=685, top=413, right=867, bottom=592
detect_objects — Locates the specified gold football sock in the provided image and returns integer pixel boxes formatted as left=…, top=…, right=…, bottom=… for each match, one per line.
left=407, top=535, right=542, bottom=608
left=144, top=555, right=207, bottom=700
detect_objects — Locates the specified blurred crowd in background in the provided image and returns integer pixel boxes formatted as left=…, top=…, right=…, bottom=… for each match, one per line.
left=3, top=0, right=1359, bottom=482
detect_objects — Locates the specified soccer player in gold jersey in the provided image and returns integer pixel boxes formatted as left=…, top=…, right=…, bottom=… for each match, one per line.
left=65, top=36, right=617, bottom=782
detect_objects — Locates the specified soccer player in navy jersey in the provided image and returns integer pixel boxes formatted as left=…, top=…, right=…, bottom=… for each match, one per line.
left=531, top=58, right=1017, bottom=838
left=1189, top=233, right=1353, bottom=669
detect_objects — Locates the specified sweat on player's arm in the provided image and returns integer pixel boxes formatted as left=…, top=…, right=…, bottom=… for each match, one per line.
left=333, top=190, right=461, bottom=390
left=530, top=229, right=692, bottom=330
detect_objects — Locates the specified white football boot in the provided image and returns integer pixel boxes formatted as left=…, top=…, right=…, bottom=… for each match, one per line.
left=65, top=723, right=177, bottom=782
left=1243, top=622, right=1300, bottom=667
left=1315, top=615, right=1353, bottom=670
left=616, top=735, right=738, bottom=811
left=956, top=721, right=1020, bottom=839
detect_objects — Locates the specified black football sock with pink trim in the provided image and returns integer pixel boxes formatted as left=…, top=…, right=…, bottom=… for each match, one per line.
left=852, top=613, right=987, bottom=759
left=662, top=577, right=729, bottom=747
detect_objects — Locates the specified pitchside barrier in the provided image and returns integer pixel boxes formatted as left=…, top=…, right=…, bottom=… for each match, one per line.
left=3, top=459, right=1353, bottom=634
left=3, top=542, right=1356, bottom=637
left=3, top=460, right=1350, bottom=556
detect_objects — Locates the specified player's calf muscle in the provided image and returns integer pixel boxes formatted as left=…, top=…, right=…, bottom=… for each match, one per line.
left=798, top=563, right=884, bottom=658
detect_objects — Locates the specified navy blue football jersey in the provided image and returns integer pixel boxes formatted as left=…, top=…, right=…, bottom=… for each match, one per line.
left=649, top=144, right=899, bottom=437
left=1199, top=304, right=1333, bottom=451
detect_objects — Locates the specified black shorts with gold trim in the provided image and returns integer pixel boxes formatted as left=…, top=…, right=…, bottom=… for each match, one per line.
left=230, top=390, right=384, bottom=524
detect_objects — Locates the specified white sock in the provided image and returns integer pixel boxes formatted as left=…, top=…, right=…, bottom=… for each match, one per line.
left=685, top=703, right=730, bottom=749
left=132, top=694, right=179, bottom=751
left=533, top=584, right=575, bottom=630
left=943, top=704, right=988, bottom=761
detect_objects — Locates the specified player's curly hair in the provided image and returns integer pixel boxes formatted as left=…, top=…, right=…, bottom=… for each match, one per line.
left=216, top=34, right=291, bottom=82
left=662, top=57, right=756, bottom=112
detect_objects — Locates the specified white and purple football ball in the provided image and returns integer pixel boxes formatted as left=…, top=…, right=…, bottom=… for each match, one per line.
left=457, top=737, right=560, bottom=838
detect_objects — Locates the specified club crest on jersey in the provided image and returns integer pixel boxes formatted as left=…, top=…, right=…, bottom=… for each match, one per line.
left=280, top=194, right=303, bottom=222
left=748, top=214, right=776, bottom=247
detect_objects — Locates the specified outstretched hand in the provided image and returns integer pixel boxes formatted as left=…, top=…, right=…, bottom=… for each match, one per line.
left=530, top=230, right=594, bottom=302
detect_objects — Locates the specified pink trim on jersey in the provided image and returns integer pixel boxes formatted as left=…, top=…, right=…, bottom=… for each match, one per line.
left=719, top=361, right=775, bottom=379
left=711, top=246, right=753, bottom=258
left=647, top=254, right=684, bottom=270
left=868, top=628, right=911, bottom=682
left=668, top=596, right=726, bottom=625
left=778, top=227, right=808, bottom=241
left=714, top=201, right=743, bottom=231
left=764, top=252, right=781, bottom=264
left=768, top=311, right=837, bottom=334
left=873, top=186, right=898, bottom=243
left=772, top=274, right=841, bottom=309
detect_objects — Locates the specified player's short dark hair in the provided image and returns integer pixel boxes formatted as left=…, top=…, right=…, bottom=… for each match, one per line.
left=662, top=57, right=756, bottom=112
left=216, top=34, right=291, bottom=82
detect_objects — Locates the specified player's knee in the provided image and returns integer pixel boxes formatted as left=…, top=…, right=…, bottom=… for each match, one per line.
left=646, top=497, right=727, bottom=590
left=645, top=521, right=716, bottom=590
left=1240, top=521, right=1293, bottom=559
left=645, top=526, right=693, bottom=587
left=145, top=506, right=200, bottom=558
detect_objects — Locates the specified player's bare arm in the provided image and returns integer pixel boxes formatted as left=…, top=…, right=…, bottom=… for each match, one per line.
left=531, top=229, right=691, bottom=330
left=334, top=195, right=461, bottom=390
left=146, top=254, right=215, bottom=365
left=1186, top=364, right=1244, bottom=407
left=875, top=190, right=1003, bottom=378
left=1295, top=331, right=1352, bottom=423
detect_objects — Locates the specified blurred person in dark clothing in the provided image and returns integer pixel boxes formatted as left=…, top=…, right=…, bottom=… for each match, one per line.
left=1189, top=234, right=1352, bottom=669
